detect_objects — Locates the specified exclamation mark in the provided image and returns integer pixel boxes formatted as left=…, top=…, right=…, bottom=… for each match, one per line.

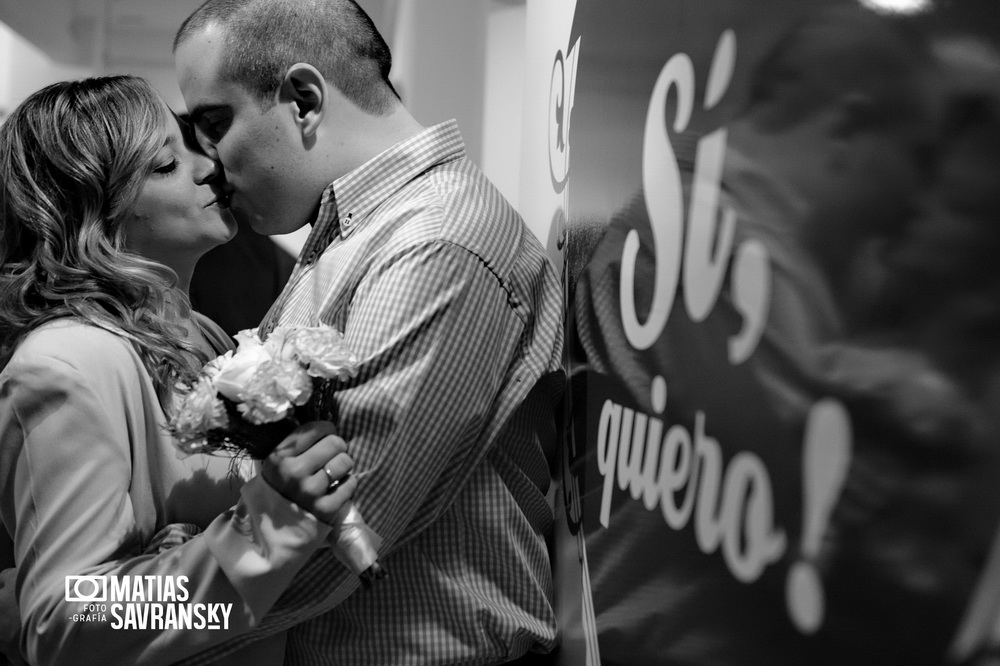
left=786, top=398, right=852, bottom=634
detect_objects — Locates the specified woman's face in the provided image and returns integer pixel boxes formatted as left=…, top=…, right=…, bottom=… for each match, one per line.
left=124, top=111, right=236, bottom=271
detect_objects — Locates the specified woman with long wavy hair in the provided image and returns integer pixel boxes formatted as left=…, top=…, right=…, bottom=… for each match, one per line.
left=0, top=75, right=356, bottom=665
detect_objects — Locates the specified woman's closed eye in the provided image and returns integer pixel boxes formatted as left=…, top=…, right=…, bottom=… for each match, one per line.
left=153, top=156, right=179, bottom=175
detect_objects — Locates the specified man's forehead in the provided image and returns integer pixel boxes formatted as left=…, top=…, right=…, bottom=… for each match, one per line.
left=177, top=20, right=228, bottom=56
left=177, top=74, right=229, bottom=120
left=177, top=75, right=227, bottom=119
left=175, top=24, right=227, bottom=89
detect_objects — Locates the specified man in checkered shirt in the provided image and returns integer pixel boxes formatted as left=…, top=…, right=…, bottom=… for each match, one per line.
left=175, top=0, right=563, bottom=663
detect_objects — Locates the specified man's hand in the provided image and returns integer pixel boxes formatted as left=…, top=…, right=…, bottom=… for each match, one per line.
left=260, top=421, right=358, bottom=524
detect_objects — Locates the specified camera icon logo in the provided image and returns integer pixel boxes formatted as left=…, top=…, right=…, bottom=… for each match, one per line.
left=65, top=575, right=107, bottom=603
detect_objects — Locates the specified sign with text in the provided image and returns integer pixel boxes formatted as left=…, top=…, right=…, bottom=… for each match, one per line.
left=531, top=0, right=1000, bottom=663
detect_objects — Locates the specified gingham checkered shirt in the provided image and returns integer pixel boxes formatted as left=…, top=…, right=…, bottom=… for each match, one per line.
left=183, top=120, right=563, bottom=664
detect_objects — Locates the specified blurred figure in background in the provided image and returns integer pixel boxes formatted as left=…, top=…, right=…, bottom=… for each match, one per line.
left=869, top=36, right=1000, bottom=666
left=721, top=4, right=939, bottom=415
left=190, top=218, right=295, bottom=336
left=724, top=8, right=1000, bottom=663
left=871, top=36, right=1000, bottom=396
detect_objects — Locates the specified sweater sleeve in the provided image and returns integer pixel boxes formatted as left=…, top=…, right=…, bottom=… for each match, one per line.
left=0, top=329, right=331, bottom=665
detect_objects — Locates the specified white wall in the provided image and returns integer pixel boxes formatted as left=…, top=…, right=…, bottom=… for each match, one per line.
left=0, top=21, right=91, bottom=121
left=392, top=0, right=487, bottom=167
left=391, top=0, right=527, bottom=217
left=481, top=1, right=526, bottom=210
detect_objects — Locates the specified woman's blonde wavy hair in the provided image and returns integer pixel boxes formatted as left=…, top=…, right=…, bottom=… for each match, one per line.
left=0, top=75, right=205, bottom=405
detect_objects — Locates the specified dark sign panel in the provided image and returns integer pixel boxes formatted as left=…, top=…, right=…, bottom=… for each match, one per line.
left=553, top=1, right=1000, bottom=663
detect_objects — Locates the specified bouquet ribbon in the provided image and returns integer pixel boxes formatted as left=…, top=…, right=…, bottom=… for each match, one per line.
left=331, top=504, right=387, bottom=586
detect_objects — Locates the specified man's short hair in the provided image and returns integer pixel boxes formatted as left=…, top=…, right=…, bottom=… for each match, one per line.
left=174, top=0, right=398, bottom=113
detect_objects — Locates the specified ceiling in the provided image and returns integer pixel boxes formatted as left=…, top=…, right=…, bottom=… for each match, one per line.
left=0, top=0, right=394, bottom=72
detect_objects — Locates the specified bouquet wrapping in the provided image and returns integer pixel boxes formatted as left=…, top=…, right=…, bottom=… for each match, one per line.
left=169, top=324, right=385, bottom=585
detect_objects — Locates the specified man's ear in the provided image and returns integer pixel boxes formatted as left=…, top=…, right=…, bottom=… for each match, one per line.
left=281, top=63, right=327, bottom=137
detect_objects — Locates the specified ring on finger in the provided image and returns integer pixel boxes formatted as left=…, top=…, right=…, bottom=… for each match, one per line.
left=324, top=466, right=349, bottom=493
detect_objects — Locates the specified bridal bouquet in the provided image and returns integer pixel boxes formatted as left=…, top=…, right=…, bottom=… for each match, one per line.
left=169, top=323, right=386, bottom=585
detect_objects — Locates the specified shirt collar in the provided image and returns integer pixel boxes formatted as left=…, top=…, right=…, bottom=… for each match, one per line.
left=316, top=119, right=465, bottom=240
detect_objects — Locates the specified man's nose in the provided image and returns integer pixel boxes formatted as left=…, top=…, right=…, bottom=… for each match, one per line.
left=194, top=127, right=220, bottom=161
